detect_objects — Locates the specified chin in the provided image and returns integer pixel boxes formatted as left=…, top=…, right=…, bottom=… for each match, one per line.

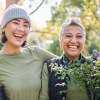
left=70, top=54, right=79, bottom=58
left=14, top=43, right=22, bottom=47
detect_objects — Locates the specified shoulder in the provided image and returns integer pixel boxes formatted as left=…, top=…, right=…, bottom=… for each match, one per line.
left=21, top=46, right=43, bottom=53
left=47, top=57, right=62, bottom=62
left=46, top=56, right=63, bottom=65
left=24, top=46, right=40, bottom=50
left=20, top=46, right=43, bottom=58
left=25, top=46, right=51, bottom=54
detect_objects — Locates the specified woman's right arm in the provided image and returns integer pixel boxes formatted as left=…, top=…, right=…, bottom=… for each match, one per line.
left=35, top=46, right=58, bottom=61
left=39, top=63, right=49, bottom=100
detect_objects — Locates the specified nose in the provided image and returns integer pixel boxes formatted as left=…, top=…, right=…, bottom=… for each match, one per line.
left=17, top=25, right=24, bottom=32
left=70, top=37, right=77, bottom=43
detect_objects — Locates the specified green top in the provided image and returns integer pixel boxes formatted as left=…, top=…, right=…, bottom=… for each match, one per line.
left=0, top=46, right=57, bottom=100
left=39, top=63, right=89, bottom=100
left=66, top=74, right=89, bottom=100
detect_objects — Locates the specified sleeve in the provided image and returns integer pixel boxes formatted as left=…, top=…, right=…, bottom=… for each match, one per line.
left=36, top=46, right=58, bottom=62
left=39, top=63, right=49, bottom=100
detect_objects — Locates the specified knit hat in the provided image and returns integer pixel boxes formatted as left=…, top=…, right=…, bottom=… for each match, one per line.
left=1, top=4, right=31, bottom=29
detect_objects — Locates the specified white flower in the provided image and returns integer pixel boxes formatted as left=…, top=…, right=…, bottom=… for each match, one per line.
left=55, top=82, right=66, bottom=86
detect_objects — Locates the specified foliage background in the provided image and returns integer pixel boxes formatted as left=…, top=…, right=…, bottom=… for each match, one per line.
left=42, top=0, right=100, bottom=56
left=0, top=0, right=100, bottom=56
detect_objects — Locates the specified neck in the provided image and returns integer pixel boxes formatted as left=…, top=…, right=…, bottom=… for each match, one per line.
left=64, top=54, right=80, bottom=61
left=0, top=43, right=21, bottom=54
left=68, top=56, right=79, bottom=61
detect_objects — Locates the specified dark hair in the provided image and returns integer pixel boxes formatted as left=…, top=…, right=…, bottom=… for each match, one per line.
left=1, top=32, right=26, bottom=47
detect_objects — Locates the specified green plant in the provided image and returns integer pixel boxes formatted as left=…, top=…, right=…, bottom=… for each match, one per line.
left=50, top=56, right=100, bottom=100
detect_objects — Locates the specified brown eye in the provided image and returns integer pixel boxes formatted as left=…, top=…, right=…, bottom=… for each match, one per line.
left=12, top=19, right=19, bottom=24
left=24, top=24, right=29, bottom=28
left=77, top=35, right=82, bottom=39
left=65, top=35, right=72, bottom=38
left=24, top=22, right=29, bottom=28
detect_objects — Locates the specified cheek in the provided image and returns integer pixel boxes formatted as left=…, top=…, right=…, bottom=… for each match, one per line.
left=25, top=29, right=29, bottom=36
left=60, top=40, right=67, bottom=47
left=4, top=29, right=12, bottom=38
left=80, top=41, right=85, bottom=48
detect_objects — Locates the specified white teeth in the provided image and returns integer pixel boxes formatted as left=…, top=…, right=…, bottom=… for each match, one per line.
left=14, top=34, right=23, bottom=38
left=69, top=46, right=77, bottom=49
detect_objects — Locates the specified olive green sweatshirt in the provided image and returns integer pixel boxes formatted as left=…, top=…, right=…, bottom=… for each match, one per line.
left=0, top=46, right=57, bottom=100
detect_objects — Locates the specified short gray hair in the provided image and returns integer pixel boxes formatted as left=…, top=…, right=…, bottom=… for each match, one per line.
left=59, top=17, right=86, bottom=40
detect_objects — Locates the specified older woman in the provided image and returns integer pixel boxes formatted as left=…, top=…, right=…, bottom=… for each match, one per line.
left=39, top=18, right=90, bottom=100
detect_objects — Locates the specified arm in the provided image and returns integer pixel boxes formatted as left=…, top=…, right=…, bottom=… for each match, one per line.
left=36, top=46, right=58, bottom=61
left=39, top=63, right=49, bottom=100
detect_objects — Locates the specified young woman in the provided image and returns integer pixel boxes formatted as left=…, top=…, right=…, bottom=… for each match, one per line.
left=0, top=4, right=57, bottom=100
left=39, top=18, right=90, bottom=100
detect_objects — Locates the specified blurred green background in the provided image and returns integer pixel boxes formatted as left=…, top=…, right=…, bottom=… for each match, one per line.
left=0, top=0, right=100, bottom=56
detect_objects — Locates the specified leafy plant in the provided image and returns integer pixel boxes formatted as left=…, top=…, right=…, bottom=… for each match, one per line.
left=50, top=54, right=100, bottom=100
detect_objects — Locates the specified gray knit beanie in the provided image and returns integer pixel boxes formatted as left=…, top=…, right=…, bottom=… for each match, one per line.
left=1, top=4, right=31, bottom=29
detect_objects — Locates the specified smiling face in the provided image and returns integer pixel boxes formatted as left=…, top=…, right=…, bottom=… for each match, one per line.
left=4, top=18, right=30, bottom=48
left=60, top=25, right=85, bottom=60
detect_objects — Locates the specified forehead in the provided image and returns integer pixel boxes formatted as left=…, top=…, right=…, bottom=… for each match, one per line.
left=12, top=18, right=28, bottom=23
left=4, top=18, right=29, bottom=28
left=64, top=25, right=83, bottom=34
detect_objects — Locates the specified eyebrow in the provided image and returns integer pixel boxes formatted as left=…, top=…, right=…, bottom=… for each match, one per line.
left=65, top=32, right=82, bottom=34
left=64, top=33, right=72, bottom=35
left=63, top=33, right=83, bottom=37
left=13, top=19, right=29, bottom=24
left=77, top=33, right=83, bottom=35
